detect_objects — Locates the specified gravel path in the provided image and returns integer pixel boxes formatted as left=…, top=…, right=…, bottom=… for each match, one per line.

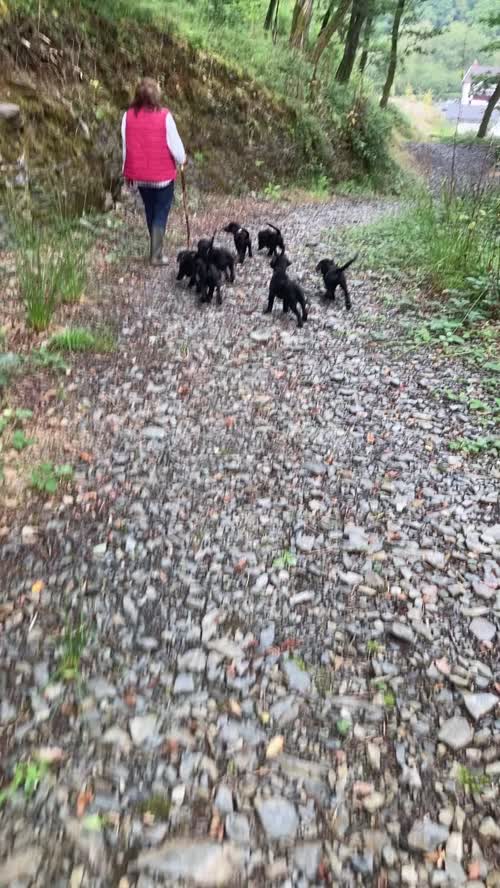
left=1, top=173, right=499, bottom=887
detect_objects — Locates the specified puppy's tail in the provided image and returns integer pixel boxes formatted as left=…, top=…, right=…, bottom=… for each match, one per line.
left=338, top=253, right=358, bottom=273
left=266, top=222, right=282, bottom=235
left=207, top=228, right=217, bottom=257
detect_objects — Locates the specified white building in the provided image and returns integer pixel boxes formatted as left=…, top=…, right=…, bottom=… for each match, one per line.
left=461, top=61, right=500, bottom=106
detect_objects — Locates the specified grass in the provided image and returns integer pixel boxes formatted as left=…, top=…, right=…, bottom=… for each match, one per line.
left=55, top=620, right=88, bottom=682
left=8, top=205, right=90, bottom=332
left=449, top=436, right=500, bottom=456
left=457, top=766, right=491, bottom=795
left=48, top=327, right=116, bottom=354
left=272, top=549, right=297, bottom=569
left=348, top=186, right=499, bottom=327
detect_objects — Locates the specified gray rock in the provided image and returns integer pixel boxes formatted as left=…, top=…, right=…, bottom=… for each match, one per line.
left=408, top=819, right=449, bottom=852
left=283, top=658, right=311, bottom=695
left=225, top=813, right=250, bottom=844
left=438, top=716, right=473, bottom=750
left=462, top=692, right=498, bottom=721
left=260, top=623, right=275, bottom=649
left=293, top=843, right=322, bottom=879
left=472, top=579, right=496, bottom=601
left=132, top=840, right=244, bottom=885
left=0, top=849, right=42, bottom=886
left=478, top=817, right=500, bottom=841
left=390, top=622, right=415, bottom=644
left=0, top=102, right=21, bottom=120
left=421, top=549, right=447, bottom=569
left=87, top=677, right=117, bottom=700
left=129, top=715, right=159, bottom=746
left=270, top=695, right=300, bottom=726
left=174, top=673, right=195, bottom=695
left=214, top=784, right=234, bottom=815
left=207, top=638, right=245, bottom=660
left=470, top=617, right=496, bottom=643
left=142, top=425, right=167, bottom=440
left=344, top=526, right=369, bottom=552
left=250, top=330, right=272, bottom=343
left=304, top=460, right=327, bottom=476
left=102, top=726, right=132, bottom=752
left=255, top=797, right=298, bottom=840
left=178, top=648, right=207, bottom=673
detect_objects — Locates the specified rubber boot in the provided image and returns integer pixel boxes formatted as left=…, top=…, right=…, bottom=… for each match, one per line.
left=150, top=225, right=168, bottom=266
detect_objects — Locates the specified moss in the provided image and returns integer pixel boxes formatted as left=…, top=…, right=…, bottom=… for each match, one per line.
left=138, top=794, right=171, bottom=820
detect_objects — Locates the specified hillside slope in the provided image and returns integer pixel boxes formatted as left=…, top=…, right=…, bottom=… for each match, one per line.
left=0, top=6, right=353, bottom=213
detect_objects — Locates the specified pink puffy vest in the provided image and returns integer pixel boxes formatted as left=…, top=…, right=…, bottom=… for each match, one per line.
left=123, top=107, right=177, bottom=182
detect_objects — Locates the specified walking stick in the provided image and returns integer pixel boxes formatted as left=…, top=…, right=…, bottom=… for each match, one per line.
left=180, top=165, right=191, bottom=249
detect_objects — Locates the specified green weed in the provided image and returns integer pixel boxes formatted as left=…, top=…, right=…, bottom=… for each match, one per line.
left=457, top=766, right=491, bottom=795
left=138, top=794, right=171, bottom=820
left=0, top=760, right=49, bottom=807
left=30, top=462, right=73, bottom=495
left=48, top=327, right=116, bottom=354
left=367, top=640, right=383, bottom=656
left=272, top=549, right=297, bottom=570
left=263, top=182, right=283, bottom=201
left=11, top=429, right=35, bottom=452
left=449, top=436, right=500, bottom=456
left=30, top=349, right=69, bottom=373
left=55, top=620, right=88, bottom=682
left=336, top=718, right=352, bottom=737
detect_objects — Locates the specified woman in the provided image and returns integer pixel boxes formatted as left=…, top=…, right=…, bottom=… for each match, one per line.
left=122, top=78, right=186, bottom=266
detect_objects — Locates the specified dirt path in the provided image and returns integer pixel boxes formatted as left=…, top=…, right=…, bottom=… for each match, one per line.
left=0, top=158, right=499, bottom=887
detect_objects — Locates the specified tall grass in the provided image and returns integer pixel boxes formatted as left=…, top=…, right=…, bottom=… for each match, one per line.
left=7, top=205, right=89, bottom=332
left=349, top=186, right=499, bottom=321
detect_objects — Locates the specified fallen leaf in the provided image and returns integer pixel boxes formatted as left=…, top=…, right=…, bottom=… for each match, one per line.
left=82, top=813, right=102, bottom=832
left=259, top=710, right=270, bottom=725
left=435, top=657, right=451, bottom=676
left=228, top=699, right=241, bottom=718
left=79, top=451, right=93, bottom=463
left=177, top=384, right=190, bottom=398
left=224, top=416, right=235, bottom=429
left=31, top=580, right=45, bottom=597
left=266, top=735, right=284, bottom=759
left=209, top=812, right=224, bottom=842
left=0, top=603, right=15, bottom=622
left=468, top=862, right=481, bottom=879
left=76, top=787, right=94, bottom=817
left=366, top=432, right=375, bottom=444
left=233, top=558, right=248, bottom=574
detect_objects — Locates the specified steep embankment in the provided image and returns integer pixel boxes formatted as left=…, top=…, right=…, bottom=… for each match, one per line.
left=0, top=7, right=352, bottom=213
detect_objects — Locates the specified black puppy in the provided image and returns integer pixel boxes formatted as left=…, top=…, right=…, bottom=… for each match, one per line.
left=316, top=255, right=357, bottom=310
left=258, top=223, right=285, bottom=257
left=223, top=222, right=253, bottom=265
left=176, top=249, right=198, bottom=287
left=197, top=236, right=235, bottom=283
left=195, top=256, right=222, bottom=306
left=264, top=253, right=307, bottom=329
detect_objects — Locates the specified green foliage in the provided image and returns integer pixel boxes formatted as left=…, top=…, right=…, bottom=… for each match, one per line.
left=30, top=348, right=69, bottom=373
left=11, top=429, right=35, bottom=451
left=457, top=766, right=491, bottom=794
left=336, top=718, right=352, bottom=737
left=263, top=182, right=283, bottom=201
left=348, top=187, right=500, bottom=322
left=273, top=549, right=297, bottom=569
left=0, top=407, right=34, bottom=456
left=30, top=461, right=73, bottom=495
left=367, top=640, right=383, bottom=655
left=138, top=794, right=171, bottom=820
left=48, top=327, right=116, bottom=354
left=56, top=620, right=88, bottom=681
left=0, top=761, right=49, bottom=807
left=449, top=436, right=500, bottom=455
left=0, top=352, right=22, bottom=391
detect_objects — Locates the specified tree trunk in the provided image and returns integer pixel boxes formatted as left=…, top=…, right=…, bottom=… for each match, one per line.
left=272, top=0, right=281, bottom=41
left=358, top=14, right=372, bottom=73
left=477, top=77, right=500, bottom=137
left=264, top=0, right=278, bottom=31
left=290, top=0, right=315, bottom=50
left=379, top=0, right=405, bottom=108
left=310, top=0, right=352, bottom=67
left=335, top=0, right=366, bottom=83
left=319, top=0, right=334, bottom=34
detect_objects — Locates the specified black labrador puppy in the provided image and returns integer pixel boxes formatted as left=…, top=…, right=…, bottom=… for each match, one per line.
left=258, top=223, right=285, bottom=257
left=223, top=222, right=253, bottom=264
left=316, top=255, right=357, bottom=310
left=176, top=249, right=198, bottom=287
left=197, top=236, right=235, bottom=283
left=195, top=256, right=222, bottom=306
left=264, top=253, right=307, bottom=329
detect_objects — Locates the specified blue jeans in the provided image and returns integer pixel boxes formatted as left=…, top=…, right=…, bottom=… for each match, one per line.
left=138, top=182, right=174, bottom=234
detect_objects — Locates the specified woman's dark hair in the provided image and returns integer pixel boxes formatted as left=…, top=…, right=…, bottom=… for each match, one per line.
left=131, top=78, right=162, bottom=114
